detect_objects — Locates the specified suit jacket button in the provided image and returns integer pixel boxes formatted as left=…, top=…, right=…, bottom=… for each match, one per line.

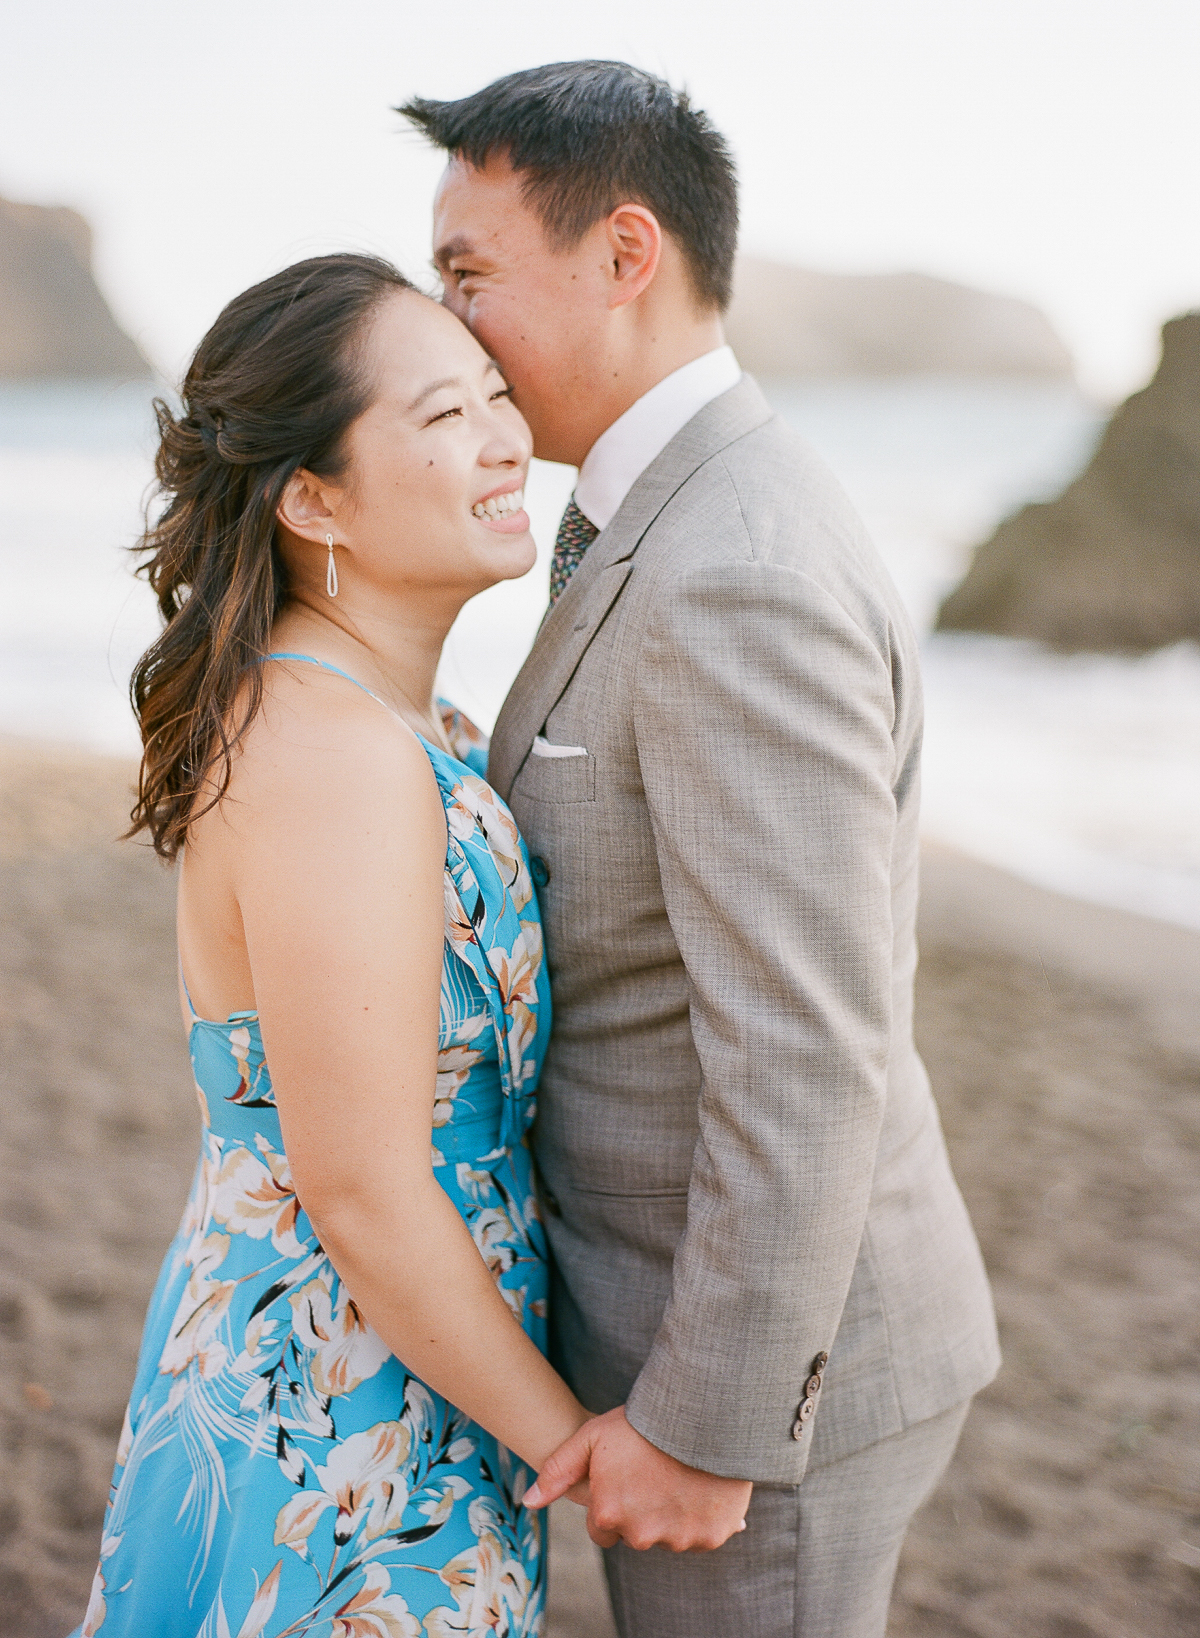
left=541, top=1189, right=562, bottom=1218
left=805, top=1373, right=823, bottom=1397
left=529, top=855, right=551, bottom=888
left=811, top=1351, right=829, bottom=1373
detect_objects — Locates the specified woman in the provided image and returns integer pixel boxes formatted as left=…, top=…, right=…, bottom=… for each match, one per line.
left=75, top=254, right=590, bottom=1637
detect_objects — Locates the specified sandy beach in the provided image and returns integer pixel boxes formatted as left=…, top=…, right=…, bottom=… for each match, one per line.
left=1, top=737, right=1197, bottom=1637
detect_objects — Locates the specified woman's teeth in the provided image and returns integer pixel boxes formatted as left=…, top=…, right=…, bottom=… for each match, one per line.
left=472, top=488, right=524, bottom=521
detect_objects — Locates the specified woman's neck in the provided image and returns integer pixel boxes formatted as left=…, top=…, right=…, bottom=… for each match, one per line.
left=270, top=593, right=455, bottom=747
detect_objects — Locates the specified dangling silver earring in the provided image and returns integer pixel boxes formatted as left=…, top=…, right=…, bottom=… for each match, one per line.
left=325, top=534, right=338, bottom=598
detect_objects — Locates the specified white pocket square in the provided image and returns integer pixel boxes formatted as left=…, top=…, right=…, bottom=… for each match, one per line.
left=532, top=735, right=588, bottom=759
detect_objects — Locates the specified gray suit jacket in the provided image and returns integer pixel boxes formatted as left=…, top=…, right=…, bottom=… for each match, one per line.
left=489, top=377, right=999, bottom=1485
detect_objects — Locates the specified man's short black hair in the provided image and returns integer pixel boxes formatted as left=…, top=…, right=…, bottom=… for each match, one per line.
left=399, top=61, right=738, bottom=312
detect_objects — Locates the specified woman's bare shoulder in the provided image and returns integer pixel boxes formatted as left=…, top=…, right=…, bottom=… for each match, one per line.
left=216, top=660, right=445, bottom=849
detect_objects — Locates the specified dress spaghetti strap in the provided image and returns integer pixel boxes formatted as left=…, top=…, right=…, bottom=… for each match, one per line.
left=261, top=650, right=400, bottom=718
left=178, top=962, right=199, bottom=1022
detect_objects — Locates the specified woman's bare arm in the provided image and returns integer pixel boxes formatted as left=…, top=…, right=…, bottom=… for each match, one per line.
left=226, top=684, right=589, bottom=1471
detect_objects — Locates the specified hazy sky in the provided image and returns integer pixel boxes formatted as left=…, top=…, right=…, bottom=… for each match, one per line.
left=5, top=0, right=1198, bottom=398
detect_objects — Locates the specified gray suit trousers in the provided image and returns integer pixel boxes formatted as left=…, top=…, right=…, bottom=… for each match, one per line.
left=603, top=1400, right=971, bottom=1638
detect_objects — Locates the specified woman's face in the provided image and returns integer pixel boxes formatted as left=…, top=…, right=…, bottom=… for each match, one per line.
left=321, top=289, right=536, bottom=602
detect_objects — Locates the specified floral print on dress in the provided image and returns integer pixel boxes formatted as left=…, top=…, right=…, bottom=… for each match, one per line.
left=73, top=702, right=550, bottom=1638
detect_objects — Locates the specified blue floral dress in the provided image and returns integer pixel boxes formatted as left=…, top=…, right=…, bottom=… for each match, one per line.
left=75, top=662, right=551, bottom=1638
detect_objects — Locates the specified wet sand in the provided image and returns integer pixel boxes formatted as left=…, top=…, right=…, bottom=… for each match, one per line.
left=1, top=738, right=1196, bottom=1636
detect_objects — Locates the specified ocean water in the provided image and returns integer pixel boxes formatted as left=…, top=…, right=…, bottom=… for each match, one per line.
left=1, top=376, right=1197, bottom=930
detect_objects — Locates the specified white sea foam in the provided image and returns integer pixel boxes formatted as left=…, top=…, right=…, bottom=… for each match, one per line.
left=2, top=377, right=1196, bottom=930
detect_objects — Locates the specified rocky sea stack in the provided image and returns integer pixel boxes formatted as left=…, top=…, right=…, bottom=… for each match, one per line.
left=937, top=314, right=1200, bottom=652
left=724, top=257, right=1074, bottom=379
left=0, top=194, right=151, bottom=378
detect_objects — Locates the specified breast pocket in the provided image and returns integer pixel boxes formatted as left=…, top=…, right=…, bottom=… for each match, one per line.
left=516, top=752, right=596, bottom=805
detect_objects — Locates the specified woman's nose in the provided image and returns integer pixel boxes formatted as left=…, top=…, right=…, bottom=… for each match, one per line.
left=481, top=409, right=532, bottom=468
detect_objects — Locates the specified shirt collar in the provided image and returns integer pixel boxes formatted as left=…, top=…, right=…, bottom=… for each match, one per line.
left=573, top=346, right=743, bottom=532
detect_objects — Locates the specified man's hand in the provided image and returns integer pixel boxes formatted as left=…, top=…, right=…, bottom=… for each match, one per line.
left=524, top=1406, right=752, bottom=1552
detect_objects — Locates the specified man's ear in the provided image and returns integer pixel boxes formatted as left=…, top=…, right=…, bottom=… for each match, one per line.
left=605, top=205, right=663, bottom=310
left=276, top=468, right=338, bottom=539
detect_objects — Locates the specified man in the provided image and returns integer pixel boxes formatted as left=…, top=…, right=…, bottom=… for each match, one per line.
left=401, top=62, right=999, bottom=1638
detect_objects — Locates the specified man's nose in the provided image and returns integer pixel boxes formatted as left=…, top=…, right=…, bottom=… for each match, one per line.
left=438, top=281, right=467, bottom=320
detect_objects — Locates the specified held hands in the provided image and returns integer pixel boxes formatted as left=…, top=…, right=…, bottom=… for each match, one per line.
left=523, top=1406, right=752, bottom=1552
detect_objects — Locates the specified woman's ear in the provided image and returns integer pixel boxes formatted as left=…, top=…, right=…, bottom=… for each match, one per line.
left=276, top=468, right=337, bottom=539
left=605, top=204, right=663, bottom=310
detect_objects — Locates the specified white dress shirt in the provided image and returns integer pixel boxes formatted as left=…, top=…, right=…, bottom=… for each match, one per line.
left=573, top=345, right=743, bottom=531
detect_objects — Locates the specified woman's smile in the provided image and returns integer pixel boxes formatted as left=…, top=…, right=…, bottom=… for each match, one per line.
left=471, top=480, right=528, bottom=533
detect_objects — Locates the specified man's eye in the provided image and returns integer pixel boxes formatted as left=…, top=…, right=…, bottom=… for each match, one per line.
left=490, top=386, right=514, bottom=402
left=430, top=406, right=464, bottom=423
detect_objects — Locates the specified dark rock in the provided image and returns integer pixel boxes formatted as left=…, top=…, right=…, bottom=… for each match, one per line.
left=937, top=314, right=1200, bottom=652
left=725, top=256, right=1074, bottom=379
left=0, top=195, right=151, bottom=379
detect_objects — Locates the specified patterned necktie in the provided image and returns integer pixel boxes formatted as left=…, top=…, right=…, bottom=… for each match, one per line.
left=549, top=497, right=600, bottom=605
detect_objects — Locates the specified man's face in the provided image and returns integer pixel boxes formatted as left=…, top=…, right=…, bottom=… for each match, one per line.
left=433, top=154, right=611, bottom=465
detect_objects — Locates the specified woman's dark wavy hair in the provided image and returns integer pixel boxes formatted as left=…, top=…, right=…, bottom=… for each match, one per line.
left=128, top=253, right=415, bottom=861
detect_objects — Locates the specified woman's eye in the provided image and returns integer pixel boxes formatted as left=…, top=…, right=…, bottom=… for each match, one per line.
left=490, top=386, right=514, bottom=402
left=429, top=405, right=464, bottom=424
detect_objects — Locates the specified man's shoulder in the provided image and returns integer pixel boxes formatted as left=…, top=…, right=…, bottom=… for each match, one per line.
left=687, top=413, right=864, bottom=556
left=645, top=411, right=911, bottom=644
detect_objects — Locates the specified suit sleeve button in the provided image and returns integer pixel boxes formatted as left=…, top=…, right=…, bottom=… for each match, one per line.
left=811, top=1351, right=829, bottom=1373
left=529, top=856, right=551, bottom=888
left=805, top=1373, right=823, bottom=1397
left=791, top=1397, right=817, bottom=1439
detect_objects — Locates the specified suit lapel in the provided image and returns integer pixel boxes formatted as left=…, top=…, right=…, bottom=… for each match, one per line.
left=489, top=375, right=775, bottom=800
